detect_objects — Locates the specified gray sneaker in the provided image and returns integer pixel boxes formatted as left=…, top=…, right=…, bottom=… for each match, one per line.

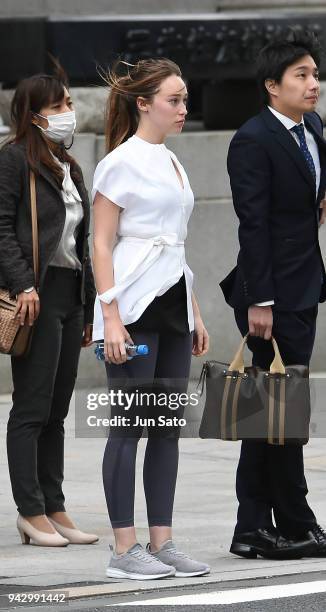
left=147, top=540, right=210, bottom=577
left=106, top=543, right=176, bottom=580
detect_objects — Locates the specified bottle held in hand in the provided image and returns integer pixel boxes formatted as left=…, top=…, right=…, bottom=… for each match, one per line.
left=125, top=343, right=149, bottom=358
left=94, top=342, right=149, bottom=361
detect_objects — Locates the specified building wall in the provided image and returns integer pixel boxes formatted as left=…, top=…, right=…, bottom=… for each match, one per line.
left=0, top=0, right=325, bottom=17
left=1, top=130, right=326, bottom=394
left=1, top=1, right=326, bottom=391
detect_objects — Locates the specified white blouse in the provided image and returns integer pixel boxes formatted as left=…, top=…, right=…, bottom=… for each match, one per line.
left=91, top=134, right=195, bottom=341
left=50, top=159, right=83, bottom=270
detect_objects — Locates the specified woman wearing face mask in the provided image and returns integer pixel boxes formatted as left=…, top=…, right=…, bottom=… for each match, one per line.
left=93, top=58, right=210, bottom=580
left=0, top=68, right=98, bottom=546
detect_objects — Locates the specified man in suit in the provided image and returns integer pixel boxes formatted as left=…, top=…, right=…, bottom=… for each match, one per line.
left=220, top=30, right=326, bottom=559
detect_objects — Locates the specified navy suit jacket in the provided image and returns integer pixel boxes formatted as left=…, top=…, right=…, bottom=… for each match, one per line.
left=220, top=106, right=326, bottom=311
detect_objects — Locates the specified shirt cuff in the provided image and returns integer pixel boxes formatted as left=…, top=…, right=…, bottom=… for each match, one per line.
left=99, top=287, right=116, bottom=304
left=255, top=300, right=275, bottom=306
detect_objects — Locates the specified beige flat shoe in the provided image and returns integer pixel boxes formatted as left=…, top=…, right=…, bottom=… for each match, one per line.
left=48, top=518, right=99, bottom=544
left=17, top=515, right=69, bottom=547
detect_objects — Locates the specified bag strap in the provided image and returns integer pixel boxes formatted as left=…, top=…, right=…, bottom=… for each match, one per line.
left=29, top=171, right=39, bottom=290
left=229, top=333, right=285, bottom=375
left=196, top=362, right=208, bottom=396
left=269, top=338, right=286, bottom=374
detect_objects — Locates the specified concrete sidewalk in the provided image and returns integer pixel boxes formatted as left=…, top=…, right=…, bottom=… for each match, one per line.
left=1, top=391, right=326, bottom=602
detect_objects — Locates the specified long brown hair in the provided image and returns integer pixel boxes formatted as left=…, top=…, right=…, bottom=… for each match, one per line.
left=9, top=67, right=78, bottom=183
left=103, top=58, right=182, bottom=153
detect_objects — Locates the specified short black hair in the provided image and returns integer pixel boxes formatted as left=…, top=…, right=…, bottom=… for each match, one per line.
left=256, top=28, right=322, bottom=106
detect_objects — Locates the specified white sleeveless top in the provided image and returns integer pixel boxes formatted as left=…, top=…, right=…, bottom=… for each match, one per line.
left=91, top=134, right=195, bottom=341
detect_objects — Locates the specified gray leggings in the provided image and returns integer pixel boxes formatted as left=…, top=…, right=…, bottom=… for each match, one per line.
left=102, top=330, right=193, bottom=528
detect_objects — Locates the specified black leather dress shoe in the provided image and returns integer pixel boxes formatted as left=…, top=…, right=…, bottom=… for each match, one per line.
left=305, top=524, right=326, bottom=556
left=230, top=528, right=317, bottom=560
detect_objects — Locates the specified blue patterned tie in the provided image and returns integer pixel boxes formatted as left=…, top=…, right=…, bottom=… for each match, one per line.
left=291, top=124, right=316, bottom=184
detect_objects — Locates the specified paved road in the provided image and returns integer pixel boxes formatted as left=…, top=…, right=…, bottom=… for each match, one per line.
left=1, top=573, right=326, bottom=611
left=1, top=389, right=326, bottom=609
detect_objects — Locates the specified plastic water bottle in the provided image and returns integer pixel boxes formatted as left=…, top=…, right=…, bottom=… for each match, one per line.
left=94, top=342, right=149, bottom=361
left=125, top=343, right=149, bottom=359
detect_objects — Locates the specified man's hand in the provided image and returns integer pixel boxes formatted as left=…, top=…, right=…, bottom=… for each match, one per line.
left=248, top=305, right=273, bottom=340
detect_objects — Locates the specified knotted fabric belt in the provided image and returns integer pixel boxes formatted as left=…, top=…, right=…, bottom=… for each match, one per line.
left=99, top=234, right=185, bottom=305
left=120, top=235, right=184, bottom=247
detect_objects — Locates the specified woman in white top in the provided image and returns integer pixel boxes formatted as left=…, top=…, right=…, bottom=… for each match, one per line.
left=93, top=58, right=210, bottom=580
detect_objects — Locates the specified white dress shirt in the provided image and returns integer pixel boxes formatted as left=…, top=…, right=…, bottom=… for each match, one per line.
left=91, top=134, right=195, bottom=340
left=256, top=107, right=321, bottom=307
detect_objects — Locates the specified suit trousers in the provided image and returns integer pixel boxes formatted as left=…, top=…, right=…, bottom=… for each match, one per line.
left=234, top=306, right=318, bottom=537
left=7, top=267, right=84, bottom=516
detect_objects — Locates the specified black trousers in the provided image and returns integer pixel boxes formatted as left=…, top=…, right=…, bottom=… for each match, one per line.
left=103, top=330, right=193, bottom=528
left=234, top=307, right=318, bottom=537
left=7, top=267, right=84, bottom=516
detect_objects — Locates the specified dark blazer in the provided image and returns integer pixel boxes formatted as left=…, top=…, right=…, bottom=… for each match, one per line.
left=220, top=107, right=326, bottom=311
left=0, top=142, right=96, bottom=323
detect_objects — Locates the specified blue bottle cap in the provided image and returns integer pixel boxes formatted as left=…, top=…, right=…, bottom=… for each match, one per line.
left=137, top=344, right=149, bottom=355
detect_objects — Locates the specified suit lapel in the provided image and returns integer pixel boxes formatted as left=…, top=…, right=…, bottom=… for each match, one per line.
left=261, top=107, right=316, bottom=198
left=304, top=114, right=326, bottom=203
left=318, top=156, right=326, bottom=203
left=39, top=164, right=63, bottom=198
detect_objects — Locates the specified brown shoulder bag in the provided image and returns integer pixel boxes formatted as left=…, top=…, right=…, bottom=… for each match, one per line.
left=0, top=172, right=39, bottom=357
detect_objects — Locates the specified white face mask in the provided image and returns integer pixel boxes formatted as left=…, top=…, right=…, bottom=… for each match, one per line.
left=35, top=110, right=76, bottom=143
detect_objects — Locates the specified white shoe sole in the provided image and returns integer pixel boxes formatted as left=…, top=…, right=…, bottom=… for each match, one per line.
left=175, top=568, right=211, bottom=577
left=106, top=567, right=175, bottom=580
